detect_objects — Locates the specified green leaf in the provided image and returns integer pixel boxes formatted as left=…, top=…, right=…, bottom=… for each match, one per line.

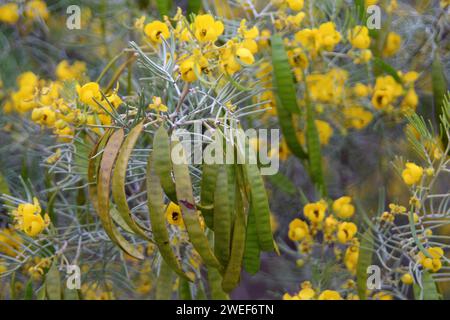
left=414, top=271, right=441, bottom=300
left=112, top=121, right=150, bottom=240
left=271, top=35, right=300, bottom=114
left=147, top=154, right=194, bottom=282
left=0, top=172, right=10, bottom=196
left=74, top=132, right=93, bottom=176
left=356, top=230, right=374, bottom=300
left=45, top=262, right=62, bottom=300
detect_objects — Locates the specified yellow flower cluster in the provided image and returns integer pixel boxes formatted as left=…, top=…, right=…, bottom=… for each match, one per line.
left=2, top=60, right=125, bottom=141
left=140, top=11, right=258, bottom=84
left=288, top=197, right=359, bottom=274
left=283, top=281, right=345, bottom=300
left=0, top=0, right=49, bottom=25
left=11, top=198, right=50, bottom=237
left=0, top=228, right=22, bottom=257
left=417, top=247, right=444, bottom=273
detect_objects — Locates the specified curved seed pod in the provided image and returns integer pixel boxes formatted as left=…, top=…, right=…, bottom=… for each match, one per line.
left=153, top=126, right=178, bottom=203
left=87, top=129, right=113, bottom=211
left=45, top=262, right=61, bottom=300
left=200, top=163, right=218, bottom=230
left=155, top=260, right=174, bottom=300
left=243, top=203, right=260, bottom=274
left=432, top=52, right=448, bottom=147
left=356, top=230, right=373, bottom=300
left=147, top=153, right=194, bottom=282
left=112, top=121, right=150, bottom=239
left=171, top=139, right=222, bottom=271
left=207, top=268, right=229, bottom=300
left=213, top=165, right=231, bottom=266
left=222, top=188, right=246, bottom=293
left=305, top=100, right=327, bottom=195
left=245, top=163, right=274, bottom=252
left=97, top=129, right=144, bottom=260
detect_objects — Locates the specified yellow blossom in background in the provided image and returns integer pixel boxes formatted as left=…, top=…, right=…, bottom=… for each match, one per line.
left=286, top=0, right=304, bottom=11
left=148, top=96, right=168, bottom=112
left=332, top=196, right=355, bottom=219
left=193, top=14, right=224, bottom=43
left=25, top=0, right=49, bottom=21
left=235, top=47, right=255, bottom=65
left=344, top=241, right=359, bottom=274
left=0, top=228, right=22, bottom=257
left=343, top=106, right=373, bottom=129
left=318, top=290, right=342, bottom=300
left=402, top=162, right=423, bottom=185
left=0, top=3, right=19, bottom=24
left=56, top=60, right=86, bottom=81
left=144, top=20, right=170, bottom=44
left=348, top=26, right=371, bottom=49
left=383, top=32, right=402, bottom=57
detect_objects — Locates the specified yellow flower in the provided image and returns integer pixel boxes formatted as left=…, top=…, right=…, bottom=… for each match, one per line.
left=401, top=88, right=418, bottom=111
left=235, top=47, right=255, bottom=65
left=388, top=203, right=406, bottom=214
left=365, top=0, right=379, bottom=6
left=348, top=26, right=371, bottom=49
left=288, top=48, right=309, bottom=69
left=304, top=201, right=327, bottom=223
left=286, top=0, right=304, bottom=11
left=401, top=273, right=413, bottom=285
left=298, top=287, right=315, bottom=300
left=134, top=15, right=146, bottom=30
left=354, top=49, right=373, bottom=64
left=0, top=3, right=19, bottom=24
left=165, top=202, right=184, bottom=227
left=193, top=14, right=224, bottom=43
left=315, top=120, right=333, bottom=145
left=417, top=247, right=444, bottom=272
left=77, top=82, right=102, bottom=107
left=337, top=222, right=357, bottom=244
left=0, top=228, right=22, bottom=257
left=401, top=162, right=423, bottom=185
left=148, top=96, right=168, bottom=112
left=180, top=58, right=198, bottom=82
left=288, top=218, right=309, bottom=241
left=25, top=0, right=49, bottom=21
left=318, top=290, right=342, bottom=300
left=343, top=106, right=373, bottom=130
left=31, top=106, right=56, bottom=127
left=56, top=60, right=86, bottom=81
left=344, top=242, right=359, bottom=274
left=353, top=83, right=370, bottom=97
left=383, top=32, right=401, bottom=57
left=332, top=196, right=355, bottom=219
left=144, top=21, right=170, bottom=44
left=12, top=198, right=50, bottom=237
